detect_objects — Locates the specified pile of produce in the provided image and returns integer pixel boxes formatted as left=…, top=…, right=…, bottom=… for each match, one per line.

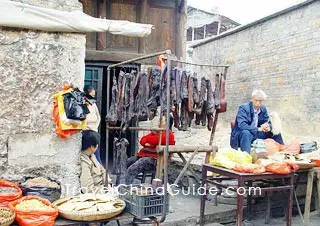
left=22, top=177, right=59, bottom=188
left=15, top=199, right=55, bottom=211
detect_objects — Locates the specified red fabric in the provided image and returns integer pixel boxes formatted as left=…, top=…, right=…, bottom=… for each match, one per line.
left=137, top=131, right=175, bottom=159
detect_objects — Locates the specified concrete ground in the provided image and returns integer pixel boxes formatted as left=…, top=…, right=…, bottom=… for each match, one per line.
left=105, top=193, right=320, bottom=226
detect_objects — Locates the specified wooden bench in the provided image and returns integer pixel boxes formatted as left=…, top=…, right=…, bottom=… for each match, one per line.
left=155, top=145, right=218, bottom=185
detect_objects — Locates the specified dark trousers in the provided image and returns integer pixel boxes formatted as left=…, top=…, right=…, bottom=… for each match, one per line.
left=239, top=130, right=284, bottom=153
left=125, top=156, right=156, bottom=185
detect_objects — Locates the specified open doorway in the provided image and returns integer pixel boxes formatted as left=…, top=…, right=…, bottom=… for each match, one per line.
left=85, top=63, right=139, bottom=171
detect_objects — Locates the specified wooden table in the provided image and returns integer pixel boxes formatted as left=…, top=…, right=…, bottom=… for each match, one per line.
left=199, top=164, right=295, bottom=226
left=156, top=145, right=217, bottom=184
left=54, top=212, right=159, bottom=226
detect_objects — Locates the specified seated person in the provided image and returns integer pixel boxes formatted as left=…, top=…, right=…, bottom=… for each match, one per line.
left=230, top=90, right=284, bottom=153
left=80, top=130, right=111, bottom=193
left=125, top=116, right=175, bottom=184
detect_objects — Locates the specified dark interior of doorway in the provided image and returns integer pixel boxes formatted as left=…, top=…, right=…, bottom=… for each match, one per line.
left=85, top=63, right=139, bottom=171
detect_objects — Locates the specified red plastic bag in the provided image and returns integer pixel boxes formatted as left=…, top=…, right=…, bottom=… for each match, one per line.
left=9, top=196, right=58, bottom=226
left=0, top=180, right=22, bottom=207
left=233, top=164, right=266, bottom=174
left=265, top=162, right=299, bottom=174
left=264, top=139, right=282, bottom=155
left=280, top=141, right=301, bottom=155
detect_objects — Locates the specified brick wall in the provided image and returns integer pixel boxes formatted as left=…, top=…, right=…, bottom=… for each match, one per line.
left=191, top=0, right=320, bottom=140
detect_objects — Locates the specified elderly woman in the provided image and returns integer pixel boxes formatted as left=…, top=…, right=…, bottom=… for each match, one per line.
left=125, top=116, right=175, bottom=184
left=80, top=130, right=111, bottom=193
left=230, top=90, right=284, bottom=153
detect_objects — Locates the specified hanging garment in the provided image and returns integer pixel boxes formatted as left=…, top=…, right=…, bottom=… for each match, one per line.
left=214, top=74, right=221, bottom=110
left=180, top=70, right=188, bottom=100
left=147, top=66, right=161, bottom=117
left=121, top=73, right=134, bottom=129
left=175, top=68, right=182, bottom=105
left=170, top=68, right=177, bottom=105
left=128, top=70, right=136, bottom=121
left=179, top=98, right=189, bottom=131
left=106, top=74, right=118, bottom=125
left=113, top=138, right=129, bottom=176
left=160, top=64, right=168, bottom=113
left=117, top=70, right=125, bottom=121
left=195, top=77, right=207, bottom=115
left=206, top=79, right=215, bottom=114
left=133, top=72, right=149, bottom=121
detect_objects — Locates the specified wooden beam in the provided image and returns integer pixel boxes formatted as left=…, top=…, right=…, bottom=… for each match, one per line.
left=97, top=0, right=107, bottom=50
left=85, top=49, right=157, bottom=64
left=157, top=145, right=217, bottom=153
left=138, top=0, right=149, bottom=54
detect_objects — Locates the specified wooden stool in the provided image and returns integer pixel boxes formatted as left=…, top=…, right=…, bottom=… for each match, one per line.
left=304, top=167, right=320, bottom=226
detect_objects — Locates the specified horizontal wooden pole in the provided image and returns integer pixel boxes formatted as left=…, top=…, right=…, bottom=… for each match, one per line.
left=157, top=145, right=218, bottom=153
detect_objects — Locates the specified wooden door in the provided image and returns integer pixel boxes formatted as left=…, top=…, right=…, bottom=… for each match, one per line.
left=147, top=6, right=175, bottom=53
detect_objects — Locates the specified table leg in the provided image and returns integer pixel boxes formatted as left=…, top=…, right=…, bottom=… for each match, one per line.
left=237, top=178, right=245, bottom=226
left=304, top=171, right=314, bottom=226
left=247, top=181, right=252, bottom=221
left=156, top=153, right=164, bottom=179
left=287, top=175, right=294, bottom=226
left=200, top=167, right=207, bottom=226
left=265, top=192, right=271, bottom=224
left=316, top=171, right=320, bottom=215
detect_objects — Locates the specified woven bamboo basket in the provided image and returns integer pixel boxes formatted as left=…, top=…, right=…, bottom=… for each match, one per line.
left=53, top=197, right=125, bottom=221
left=0, top=207, right=15, bottom=226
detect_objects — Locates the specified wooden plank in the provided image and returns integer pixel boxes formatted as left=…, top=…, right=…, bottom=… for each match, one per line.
left=150, top=0, right=175, bottom=8
left=157, top=145, right=217, bottom=153
left=82, top=0, right=97, bottom=50
left=106, top=1, right=138, bottom=52
left=146, top=6, right=174, bottom=53
left=138, top=0, right=149, bottom=53
left=174, top=0, right=187, bottom=58
left=85, top=49, right=156, bottom=64
left=97, top=0, right=107, bottom=50
left=174, top=151, right=199, bottom=185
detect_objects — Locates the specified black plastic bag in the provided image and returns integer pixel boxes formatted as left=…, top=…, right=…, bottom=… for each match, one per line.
left=63, top=88, right=89, bottom=121
left=19, top=178, right=61, bottom=203
left=300, top=142, right=318, bottom=153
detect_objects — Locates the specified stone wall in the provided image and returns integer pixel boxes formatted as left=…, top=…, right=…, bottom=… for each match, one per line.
left=0, top=0, right=85, bottom=196
left=190, top=0, right=320, bottom=142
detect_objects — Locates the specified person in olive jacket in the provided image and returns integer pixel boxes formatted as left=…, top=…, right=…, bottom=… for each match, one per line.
left=80, top=130, right=111, bottom=193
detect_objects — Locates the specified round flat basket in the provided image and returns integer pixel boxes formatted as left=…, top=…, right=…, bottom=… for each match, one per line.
left=0, top=207, right=15, bottom=226
left=53, top=197, right=125, bottom=221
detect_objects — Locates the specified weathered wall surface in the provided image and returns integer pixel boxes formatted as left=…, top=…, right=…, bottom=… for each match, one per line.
left=0, top=0, right=85, bottom=196
left=191, top=1, right=320, bottom=141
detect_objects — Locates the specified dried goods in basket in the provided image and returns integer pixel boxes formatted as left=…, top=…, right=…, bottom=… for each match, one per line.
left=0, top=180, right=22, bottom=208
left=9, top=196, right=58, bottom=226
left=0, top=207, right=15, bottom=226
left=53, top=193, right=125, bottom=221
left=20, top=177, right=61, bottom=203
